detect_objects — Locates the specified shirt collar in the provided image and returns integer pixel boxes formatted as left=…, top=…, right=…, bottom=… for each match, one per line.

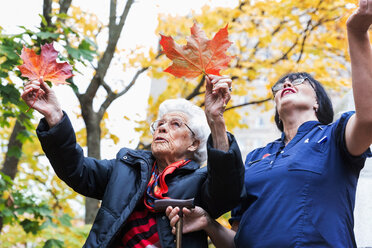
left=281, top=120, right=321, bottom=143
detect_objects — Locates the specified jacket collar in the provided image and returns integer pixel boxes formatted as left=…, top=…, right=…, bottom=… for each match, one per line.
left=122, top=149, right=200, bottom=171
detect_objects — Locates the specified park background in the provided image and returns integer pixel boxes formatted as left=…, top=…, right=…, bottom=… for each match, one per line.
left=0, top=0, right=371, bottom=247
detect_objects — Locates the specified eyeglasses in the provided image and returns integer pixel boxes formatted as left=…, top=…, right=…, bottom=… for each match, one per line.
left=271, top=77, right=312, bottom=96
left=151, top=118, right=195, bottom=136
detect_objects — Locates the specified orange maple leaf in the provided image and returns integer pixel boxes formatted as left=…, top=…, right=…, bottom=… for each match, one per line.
left=18, top=43, right=73, bottom=85
left=160, top=23, right=233, bottom=79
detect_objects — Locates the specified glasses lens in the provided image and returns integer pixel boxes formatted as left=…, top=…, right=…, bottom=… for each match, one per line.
left=292, top=78, right=305, bottom=86
left=272, top=83, right=282, bottom=95
left=151, top=118, right=185, bottom=131
left=170, top=119, right=182, bottom=129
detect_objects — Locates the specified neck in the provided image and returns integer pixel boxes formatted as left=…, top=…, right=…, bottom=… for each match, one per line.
left=281, top=109, right=318, bottom=144
left=155, top=156, right=188, bottom=173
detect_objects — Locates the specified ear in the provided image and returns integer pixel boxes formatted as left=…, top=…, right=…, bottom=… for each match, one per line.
left=187, top=139, right=200, bottom=152
left=313, top=102, right=319, bottom=112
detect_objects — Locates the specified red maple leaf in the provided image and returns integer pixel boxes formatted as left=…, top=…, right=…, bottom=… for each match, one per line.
left=18, top=43, right=73, bottom=111
left=18, top=43, right=73, bottom=85
left=160, top=23, right=233, bottom=79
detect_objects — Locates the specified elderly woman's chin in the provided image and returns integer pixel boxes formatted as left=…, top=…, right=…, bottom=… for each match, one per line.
left=151, top=142, right=170, bottom=156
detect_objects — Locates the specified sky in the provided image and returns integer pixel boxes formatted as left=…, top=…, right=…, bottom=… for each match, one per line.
left=0, top=0, right=239, bottom=158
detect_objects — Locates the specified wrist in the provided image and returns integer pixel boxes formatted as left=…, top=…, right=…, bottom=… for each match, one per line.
left=207, top=115, right=225, bottom=128
left=45, top=109, right=63, bottom=128
left=347, top=25, right=370, bottom=36
left=204, top=215, right=219, bottom=235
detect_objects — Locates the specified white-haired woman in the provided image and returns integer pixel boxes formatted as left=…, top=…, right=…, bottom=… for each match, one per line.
left=21, top=75, right=245, bottom=248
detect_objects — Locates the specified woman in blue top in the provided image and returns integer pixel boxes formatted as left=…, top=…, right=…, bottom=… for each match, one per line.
left=166, top=1, right=372, bottom=247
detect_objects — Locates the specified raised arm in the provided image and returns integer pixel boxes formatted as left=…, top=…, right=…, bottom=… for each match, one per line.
left=204, top=75, right=232, bottom=152
left=198, top=75, right=245, bottom=218
left=21, top=80, right=113, bottom=199
left=345, top=0, right=372, bottom=156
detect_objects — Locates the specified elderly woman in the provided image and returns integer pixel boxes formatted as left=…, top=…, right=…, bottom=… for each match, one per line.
left=21, top=75, right=244, bottom=247
left=166, top=1, right=372, bottom=247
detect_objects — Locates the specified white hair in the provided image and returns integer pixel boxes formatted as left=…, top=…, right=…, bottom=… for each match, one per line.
left=153, top=98, right=211, bottom=164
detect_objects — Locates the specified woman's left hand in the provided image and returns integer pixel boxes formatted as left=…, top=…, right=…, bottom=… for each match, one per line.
left=204, top=74, right=232, bottom=123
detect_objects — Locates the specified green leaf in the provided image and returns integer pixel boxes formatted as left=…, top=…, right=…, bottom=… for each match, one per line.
left=0, top=44, right=18, bottom=60
left=54, top=13, right=69, bottom=19
left=20, top=219, right=42, bottom=234
left=39, top=14, right=48, bottom=26
left=65, top=46, right=81, bottom=61
left=16, top=129, right=34, bottom=143
left=37, top=204, right=52, bottom=217
left=35, top=32, right=60, bottom=40
left=83, top=36, right=98, bottom=49
left=43, top=239, right=64, bottom=248
left=7, top=146, right=22, bottom=159
left=0, top=84, right=21, bottom=105
left=58, top=213, right=72, bottom=227
left=40, top=217, right=58, bottom=229
left=68, top=80, right=79, bottom=93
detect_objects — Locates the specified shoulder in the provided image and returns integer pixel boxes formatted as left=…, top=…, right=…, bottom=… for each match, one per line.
left=116, top=148, right=153, bottom=162
left=328, top=111, right=355, bottom=129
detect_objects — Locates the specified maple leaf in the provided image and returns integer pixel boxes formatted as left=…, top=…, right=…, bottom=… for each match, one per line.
left=18, top=43, right=73, bottom=85
left=18, top=43, right=73, bottom=111
left=160, top=23, right=233, bottom=79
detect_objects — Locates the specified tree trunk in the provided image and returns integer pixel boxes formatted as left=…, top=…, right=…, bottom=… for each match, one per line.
left=0, top=115, right=27, bottom=233
left=1, top=120, right=25, bottom=179
left=82, top=107, right=102, bottom=224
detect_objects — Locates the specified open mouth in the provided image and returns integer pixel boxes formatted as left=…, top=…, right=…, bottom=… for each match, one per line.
left=154, top=137, right=167, bottom=142
left=281, top=88, right=296, bottom=97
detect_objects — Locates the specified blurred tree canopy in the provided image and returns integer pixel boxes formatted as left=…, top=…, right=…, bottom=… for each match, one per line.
left=137, top=0, right=356, bottom=147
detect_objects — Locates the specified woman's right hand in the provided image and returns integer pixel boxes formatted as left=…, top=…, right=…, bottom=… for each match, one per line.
left=21, top=79, right=63, bottom=127
left=166, top=206, right=210, bottom=234
left=346, top=0, right=372, bottom=34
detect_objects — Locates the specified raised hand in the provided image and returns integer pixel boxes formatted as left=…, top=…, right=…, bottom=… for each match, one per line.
left=204, top=74, right=232, bottom=122
left=347, top=0, right=372, bottom=33
left=21, top=79, right=63, bottom=127
left=166, top=206, right=210, bottom=235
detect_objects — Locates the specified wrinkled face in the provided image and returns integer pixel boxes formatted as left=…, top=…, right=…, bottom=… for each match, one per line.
left=151, top=112, right=196, bottom=162
left=274, top=77, right=318, bottom=115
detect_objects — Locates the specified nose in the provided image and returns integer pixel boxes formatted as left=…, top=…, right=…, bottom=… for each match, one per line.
left=157, top=123, right=169, bottom=133
left=282, top=79, right=293, bottom=89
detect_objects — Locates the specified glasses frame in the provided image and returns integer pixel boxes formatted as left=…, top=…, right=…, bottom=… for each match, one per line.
left=271, top=77, right=314, bottom=96
left=151, top=118, right=195, bottom=136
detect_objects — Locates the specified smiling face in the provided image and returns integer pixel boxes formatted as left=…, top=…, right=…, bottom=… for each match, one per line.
left=274, top=77, right=318, bottom=119
left=151, top=112, right=199, bottom=165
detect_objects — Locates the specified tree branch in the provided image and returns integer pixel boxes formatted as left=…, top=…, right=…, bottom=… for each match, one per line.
left=186, top=75, right=205, bottom=100
left=97, top=66, right=149, bottom=119
left=225, top=97, right=272, bottom=111
left=42, top=0, right=53, bottom=27
left=59, top=0, right=72, bottom=14
left=109, top=0, right=117, bottom=40
left=85, top=0, right=134, bottom=107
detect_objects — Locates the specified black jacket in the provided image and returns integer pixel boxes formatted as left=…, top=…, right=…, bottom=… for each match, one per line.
left=37, top=113, right=244, bottom=247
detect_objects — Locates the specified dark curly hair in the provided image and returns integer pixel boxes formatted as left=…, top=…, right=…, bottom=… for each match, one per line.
left=273, top=72, right=334, bottom=132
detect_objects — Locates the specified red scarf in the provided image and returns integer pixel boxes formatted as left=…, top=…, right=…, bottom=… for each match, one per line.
left=144, top=159, right=190, bottom=212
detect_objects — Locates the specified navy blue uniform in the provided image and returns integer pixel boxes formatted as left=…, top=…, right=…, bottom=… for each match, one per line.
left=231, top=112, right=371, bottom=247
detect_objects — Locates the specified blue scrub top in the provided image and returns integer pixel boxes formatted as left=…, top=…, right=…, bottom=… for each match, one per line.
left=231, top=111, right=372, bottom=247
